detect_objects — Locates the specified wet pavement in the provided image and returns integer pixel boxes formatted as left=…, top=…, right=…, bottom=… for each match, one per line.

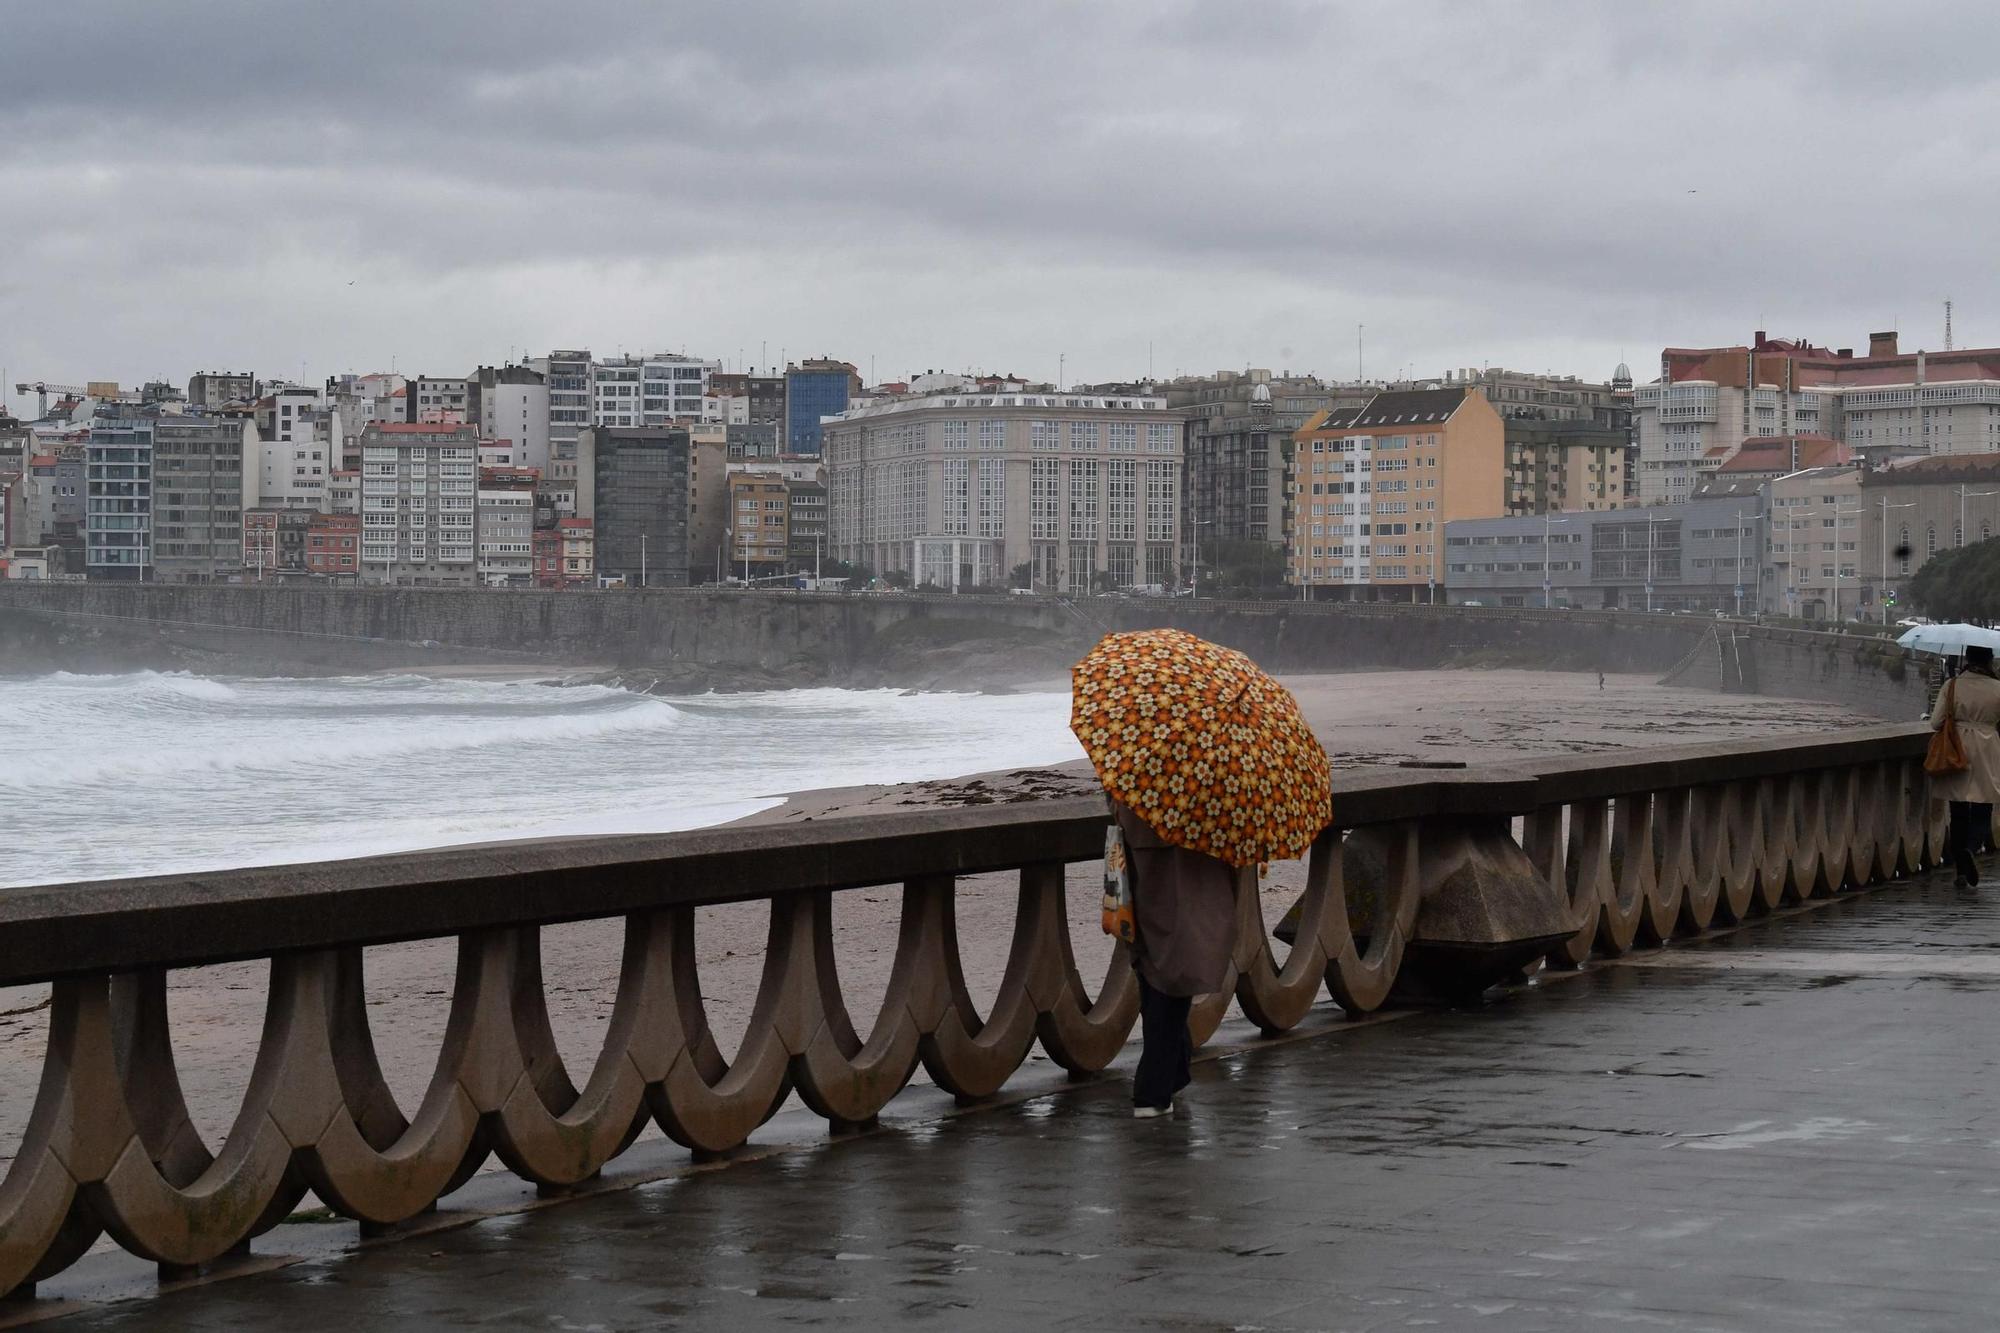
left=32, top=873, right=2000, bottom=1331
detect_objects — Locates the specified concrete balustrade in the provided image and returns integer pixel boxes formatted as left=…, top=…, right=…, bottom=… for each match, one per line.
left=0, top=723, right=1938, bottom=1296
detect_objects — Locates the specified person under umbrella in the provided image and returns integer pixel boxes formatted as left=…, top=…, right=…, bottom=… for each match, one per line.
left=1071, top=629, right=1333, bottom=1118
left=1931, top=643, right=2000, bottom=888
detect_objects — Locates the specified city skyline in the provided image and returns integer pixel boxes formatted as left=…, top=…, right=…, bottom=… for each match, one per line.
left=6, top=1, right=1997, bottom=416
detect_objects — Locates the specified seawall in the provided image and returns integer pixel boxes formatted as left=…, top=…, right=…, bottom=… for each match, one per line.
left=1659, top=623, right=1927, bottom=721
left=0, top=583, right=1711, bottom=686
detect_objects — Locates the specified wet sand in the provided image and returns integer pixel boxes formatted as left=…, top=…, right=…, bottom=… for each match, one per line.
left=0, top=671, right=1870, bottom=1170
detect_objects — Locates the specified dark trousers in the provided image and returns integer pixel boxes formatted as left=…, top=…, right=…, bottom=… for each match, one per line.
left=1133, top=973, right=1193, bottom=1110
left=1950, top=801, right=1993, bottom=883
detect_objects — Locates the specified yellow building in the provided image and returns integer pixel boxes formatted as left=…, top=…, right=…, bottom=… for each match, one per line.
left=1503, top=420, right=1630, bottom=515
left=728, top=471, right=790, bottom=577
left=1290, top=386, right=1504, bottom=600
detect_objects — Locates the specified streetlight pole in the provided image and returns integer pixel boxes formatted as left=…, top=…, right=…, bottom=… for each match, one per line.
left=640, top=533, right=647, bottom=589
left=1644, top=515, right=1670, bottom=613
left=1959, top=485, right=2000, bottom=547
left=1733, top=511, right=1746, bottom=617
left=1878, top=497, right=1915, bottom=624
left=1541, top=512, right=1570, bottom=609
left=1190, top=518, right=1212, bottom=599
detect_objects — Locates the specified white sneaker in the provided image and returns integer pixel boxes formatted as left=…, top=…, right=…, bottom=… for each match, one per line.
left=1132, top=1101, right=1174, bottom=1119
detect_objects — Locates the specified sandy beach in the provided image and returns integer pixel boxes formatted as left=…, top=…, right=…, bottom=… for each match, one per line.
left=0, top=670, right=1870, bottom=1169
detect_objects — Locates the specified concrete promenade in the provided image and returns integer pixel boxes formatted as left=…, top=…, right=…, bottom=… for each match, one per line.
left=33, top=870, right=2000, bottom=1331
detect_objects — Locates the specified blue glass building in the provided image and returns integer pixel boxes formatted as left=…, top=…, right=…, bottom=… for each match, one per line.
left=784, top=365, right=853, bottom=457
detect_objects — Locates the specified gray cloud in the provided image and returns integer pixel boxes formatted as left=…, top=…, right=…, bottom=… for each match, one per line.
left=3, top=0, right=1997, bottom=404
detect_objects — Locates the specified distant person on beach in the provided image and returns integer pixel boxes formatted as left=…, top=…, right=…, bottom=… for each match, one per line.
left=1597, top=669, right=1605, bottom=691
left=1112, top=800, right=1235, bottom=1117
left=1930, top=644, right=2000, bottom=889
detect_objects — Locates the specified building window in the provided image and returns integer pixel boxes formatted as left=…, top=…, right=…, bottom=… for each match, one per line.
left=1068, top=460, right=1099, bottom=540
left=942, top=458, right=970, bottom=535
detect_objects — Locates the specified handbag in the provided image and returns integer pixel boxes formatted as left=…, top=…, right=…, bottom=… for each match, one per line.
left=1926, top=678, right=1970, bottom=777
left=1101, top=824, right=1137, bottom=942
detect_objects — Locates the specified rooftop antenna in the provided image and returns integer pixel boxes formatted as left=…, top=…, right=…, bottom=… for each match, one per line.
left=1946, top=299, right=1955, bottom=352
left=1357, top=324, right=1364, bottom=381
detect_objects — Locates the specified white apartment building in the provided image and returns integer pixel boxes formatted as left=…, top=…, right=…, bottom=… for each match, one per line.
left=324, top=372, right=407, bottom=447
left=254, top=388, right=338, bottom=510
left=328, top=470, right=359, bottom=515
left=476, top=470, right=537, bottom=587
left=1839, top=376, right=2000, bottom=455
left=526, top=350, right=591, bottom=502
left=824, top=391, right=1180, bottom=592
left=1635, top=332, right=2000, bottom=502
left=592, top=353, right=719, bottom=428
left=408, top=376, right=471, bottom=423
left=1633, top=379, right=1833, bottom=503
left=359, top=423, right=478, bottom=586
left=477, top=373, right=550, bottom=475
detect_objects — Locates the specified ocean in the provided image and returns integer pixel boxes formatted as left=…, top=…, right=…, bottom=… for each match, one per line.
left=0, top=672, right=1086, bottom=889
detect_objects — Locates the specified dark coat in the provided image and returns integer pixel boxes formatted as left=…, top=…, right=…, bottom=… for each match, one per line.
left=1113, top=802, right=1238, bottom=998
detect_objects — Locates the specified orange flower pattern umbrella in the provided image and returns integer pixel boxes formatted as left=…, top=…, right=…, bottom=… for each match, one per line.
left=1070, top=628, right=1332, bottom=867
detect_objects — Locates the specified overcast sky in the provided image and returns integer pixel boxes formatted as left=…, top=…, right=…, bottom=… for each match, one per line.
left=3, top=1, right=1996, bottom=413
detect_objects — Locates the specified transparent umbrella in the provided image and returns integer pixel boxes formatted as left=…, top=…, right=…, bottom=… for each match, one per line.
left=1895, top=623, right=2000, bottom=656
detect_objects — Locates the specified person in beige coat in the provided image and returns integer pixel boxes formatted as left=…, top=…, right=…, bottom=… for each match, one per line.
left=1929, top=645, right=2000, bottom=887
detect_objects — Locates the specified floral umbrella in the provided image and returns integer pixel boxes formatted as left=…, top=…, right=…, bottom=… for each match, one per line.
left=1070, top=628, right=1332, bottom=867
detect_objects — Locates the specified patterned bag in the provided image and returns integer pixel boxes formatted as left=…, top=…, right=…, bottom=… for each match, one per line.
left=1102, top=824, right=1137, bottom=942
left=1927, top=678, right=1970, bottom=777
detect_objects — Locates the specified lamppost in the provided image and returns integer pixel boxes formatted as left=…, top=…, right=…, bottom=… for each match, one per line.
left=1876, top=497, right=1915, bottom=625
left=1189, top=518, right=1213, bottom=599
left=1541, top=512, right=1571, bottom=609
left=1831, top=502, right=1863, bottom=624
left=1732, top=509, right=1750, bottom=617
left=1959, top=485, right=2000, bottom=548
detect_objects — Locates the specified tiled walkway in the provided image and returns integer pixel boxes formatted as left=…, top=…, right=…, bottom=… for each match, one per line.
left=36, top=874, right=2000, bottom=1330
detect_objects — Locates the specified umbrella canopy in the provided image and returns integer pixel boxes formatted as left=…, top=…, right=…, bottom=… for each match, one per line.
left=1070, top=628, right=1332, bottom=868
left=1895, top=623, right=2000, bottom=655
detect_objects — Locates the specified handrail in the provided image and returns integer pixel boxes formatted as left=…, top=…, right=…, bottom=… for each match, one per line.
left=0, top=724, right=1926, bottom=987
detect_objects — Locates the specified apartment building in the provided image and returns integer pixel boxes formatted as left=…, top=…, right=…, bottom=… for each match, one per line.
left=469, top=365, right=550, bottom=476
left=1289, top=387, right=1505, bottom=600
left=307, top=512, right=360, bottom=578
left=1502, top=419, right=1630, bottom=514
left=580, top=427, right=690, bottom=587
left=1445, top=496, right=1759, bottom=612
left=86, top=414, right=252, bottom=582
left=254, top=386, right=335, bottom=509
left=403, top=375, right=471, bottom=424
left=1633, top=330, right=2000, bottom=503
left=18, top=450, right=83, bottom=546
left=729, top=471, right=790, bottom=578
left=824, top=389, right=1181, bottom=592
left=476, top=466, right=538, bottom=586
left=592, top=353, right=718, bottom=428
left=186, top=371, right=254, bottom=409
left=526, top=350, right=592, bottom=503
left=1763, top=453, right=2000, bottom=621
left=243, top=507, right=311, bottom=580
left=358, top=423, right=479, bottom=586
left=1166, top=371, right=1361, bottom=558
left=785, top=359, right=860, bottom=457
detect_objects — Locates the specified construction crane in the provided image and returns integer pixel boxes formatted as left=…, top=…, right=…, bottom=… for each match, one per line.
left=12, top=380, right=140, bottom=417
